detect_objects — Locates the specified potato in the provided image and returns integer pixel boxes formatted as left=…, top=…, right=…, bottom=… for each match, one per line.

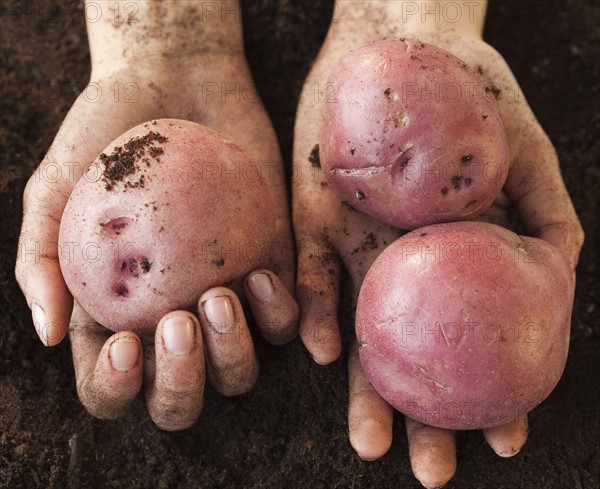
left=319, top=39, right=510, bottom=229
left=59, top=119, right=275, bottom=336
left=356, top=222, right=574, bottom=429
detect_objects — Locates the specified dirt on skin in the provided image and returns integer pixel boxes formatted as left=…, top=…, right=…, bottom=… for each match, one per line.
left=1, top=1, right=599, bottom=488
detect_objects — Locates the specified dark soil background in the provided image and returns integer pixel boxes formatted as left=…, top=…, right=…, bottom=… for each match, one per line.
left=1, top=1, right=599, bottom=488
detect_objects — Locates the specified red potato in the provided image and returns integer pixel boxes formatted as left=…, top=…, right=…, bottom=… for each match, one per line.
left=319, top=39, right=509, bottom=229
left=356, top=222, right=574, bottom=429
left=59, top=119, right=275, bottom=336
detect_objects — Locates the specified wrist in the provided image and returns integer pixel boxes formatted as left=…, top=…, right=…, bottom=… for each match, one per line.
left=87, top=0, right=245, bottom=77
left=333, top=1, right=487, bottom=40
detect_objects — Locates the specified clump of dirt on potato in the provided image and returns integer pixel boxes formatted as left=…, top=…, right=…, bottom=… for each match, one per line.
left=100, top=131, right=167, bottom=190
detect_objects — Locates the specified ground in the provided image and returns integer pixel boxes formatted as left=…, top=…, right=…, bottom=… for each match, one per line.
left=1, top=1, right=599, bottom=488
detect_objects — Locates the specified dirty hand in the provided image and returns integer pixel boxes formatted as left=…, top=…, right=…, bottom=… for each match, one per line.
left=292, top=1, right=582, bottom=487
left=16, top=1, right=297, bottom=430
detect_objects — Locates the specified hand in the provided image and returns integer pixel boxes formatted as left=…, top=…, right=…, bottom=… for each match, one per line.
left=16, top=3, right=298, bottom=430
left=69, top=271, right=297, bottom=430
left=292, top=2, right=583, bottom=487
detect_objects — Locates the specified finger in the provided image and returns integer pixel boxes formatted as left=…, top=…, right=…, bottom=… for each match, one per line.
left=296, top=238, right=342, bottom=365
left=405, top=417, right=457, bottom=489
left=483, top=414, right=528, bottom=458
left=69, top=303, right=143, bottom=420
left=145, top=311, right=205, bottom=431
left=505, top=129, right=584, bottom=269
left=244, top=269, right=299, bottom=345
left=16, top=180, right=73, bottom=346
left=197, top=287, right=259, bottom=396
left=348, top=344, right=393, bottom=461
left=273, top=216, right=296, bottom=294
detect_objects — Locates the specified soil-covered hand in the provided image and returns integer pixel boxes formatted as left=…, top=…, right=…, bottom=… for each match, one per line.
left=292, top=3, right=583, bottom=487
left=16, top=46, right=298, bottom=429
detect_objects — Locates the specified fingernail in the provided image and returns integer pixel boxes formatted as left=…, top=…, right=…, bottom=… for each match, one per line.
left=32, top=304, right=49, bottom=345
left=247, top=273, right=274, bottom=303
left=162, top=316, right=195, bottom=355
left=109, top=335, right=139, bottom=372
left=203, top=296, right=236, bottom=333
left=311, top=354, right=326, bottom=366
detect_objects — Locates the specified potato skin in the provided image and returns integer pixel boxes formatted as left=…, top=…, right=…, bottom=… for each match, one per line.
left=320, top=39, right=509, bottom=229
left=356, top=222, right=574, bottom=429
left=59, top=119, right=275, bottom=336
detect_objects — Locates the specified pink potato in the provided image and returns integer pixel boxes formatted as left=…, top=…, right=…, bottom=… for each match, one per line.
left=356, top=222, right=574, bottom=429
left=319, top=39, right=510, bottom=229
left=59, top=119, right=275, bottom=336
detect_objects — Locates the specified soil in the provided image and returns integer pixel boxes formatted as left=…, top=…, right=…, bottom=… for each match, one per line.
left=1, top=1, right=599, bottom=488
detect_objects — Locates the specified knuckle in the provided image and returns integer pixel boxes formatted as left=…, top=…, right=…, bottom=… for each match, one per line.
left=211, top=360, right=258, bottom=396
left=77, top=384, right=126, bottom=420
left=76, top=372, right=136, bottom=420
left=22, top=176, right=38, bottom=205
left=574, top=221, right=585, bottom=245
left=148, top=393, right=203, bottom=431
left=14, top=260, right=26, bottom=290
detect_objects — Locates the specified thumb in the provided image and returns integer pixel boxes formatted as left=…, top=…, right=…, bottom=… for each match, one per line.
left=15, top=179, right=73, bottom=346
left=296, top=236, right=342, bottom=365
left=272, top=215, right=296, bottom=294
